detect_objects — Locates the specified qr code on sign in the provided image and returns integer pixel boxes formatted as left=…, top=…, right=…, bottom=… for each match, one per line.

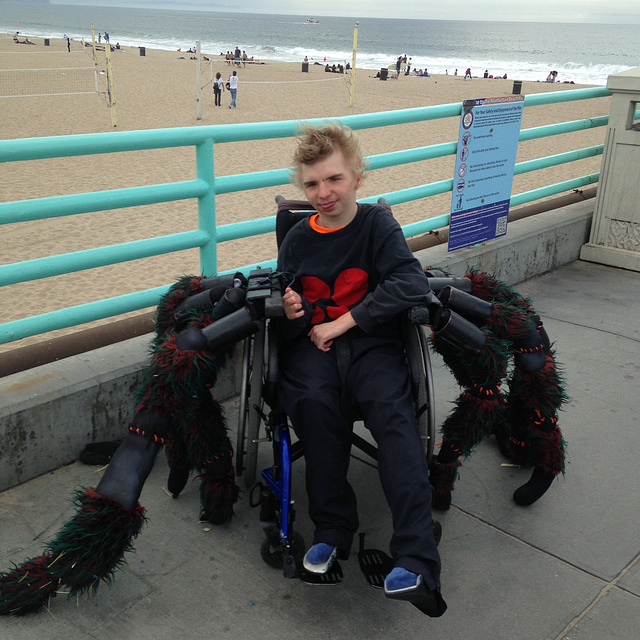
left=495, top=216, right=508, bottom=236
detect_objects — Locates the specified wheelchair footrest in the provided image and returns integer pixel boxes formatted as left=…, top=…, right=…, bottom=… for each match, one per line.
left=356, top=524, right=442, bottom=590
left=296, top=560, right=344, bottom=585
left=357, top=533, right=394, bottom=590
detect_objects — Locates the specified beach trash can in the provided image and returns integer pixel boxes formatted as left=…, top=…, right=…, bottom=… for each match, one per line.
left=44, top=39, right=50, bottom=46
left=512, top=80, right=522, bottom=94
left=140, top=46, right=146, bottom=56
left=380, top=67, right=388, bottom=81
left=302, top=62, right=309, bottom=72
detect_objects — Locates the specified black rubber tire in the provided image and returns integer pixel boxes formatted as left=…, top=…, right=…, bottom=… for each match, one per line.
left=260, top=530, right=306, bottom=570
left=242, top=324, right=265, bottom=488
left=235, top=336, right=252, bottom=478
left=403, top=321, right=437, bottom=464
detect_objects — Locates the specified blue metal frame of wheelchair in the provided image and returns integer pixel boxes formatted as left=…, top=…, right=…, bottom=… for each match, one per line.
left=260, top=412, right=297, bottom=576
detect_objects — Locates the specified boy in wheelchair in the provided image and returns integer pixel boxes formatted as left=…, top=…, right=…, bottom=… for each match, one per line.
left=276, top=123, right=446, bottom=617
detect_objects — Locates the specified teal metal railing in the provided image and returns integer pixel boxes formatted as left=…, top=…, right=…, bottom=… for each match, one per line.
left=0, top=86, right=615, bottom=345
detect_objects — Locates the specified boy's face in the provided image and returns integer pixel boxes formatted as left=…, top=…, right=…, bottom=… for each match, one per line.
left=301, top=148, right=362, bottom=228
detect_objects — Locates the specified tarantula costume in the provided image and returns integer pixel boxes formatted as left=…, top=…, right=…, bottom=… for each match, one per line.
left=0, top=268, right=566, bottom=615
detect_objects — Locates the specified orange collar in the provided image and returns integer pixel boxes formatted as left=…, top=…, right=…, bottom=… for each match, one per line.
left=309, top=213, right=345, bottom=234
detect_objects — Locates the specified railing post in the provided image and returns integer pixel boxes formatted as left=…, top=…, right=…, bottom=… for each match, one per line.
left=580, top=66, right=640, bottom=271
left=196, top=138, right=217, bottom=276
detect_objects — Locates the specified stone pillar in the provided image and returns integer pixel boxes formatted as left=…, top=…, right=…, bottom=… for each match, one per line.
left=580, top=66, right=640, bottom=272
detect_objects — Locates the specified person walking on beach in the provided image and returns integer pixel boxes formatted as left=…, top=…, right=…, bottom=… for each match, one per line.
left=228, top=70, right=238, bottom=108
left=395, top=55, right=402, bottom=79
left=213, top=72, right=224, bottom=106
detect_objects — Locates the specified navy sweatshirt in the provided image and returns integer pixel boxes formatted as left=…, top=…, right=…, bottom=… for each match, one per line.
left=277, top=203, right=432, bottom=338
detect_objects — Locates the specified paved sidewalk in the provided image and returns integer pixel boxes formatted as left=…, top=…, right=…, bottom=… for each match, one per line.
left=1, top=259, right=639, bottom=640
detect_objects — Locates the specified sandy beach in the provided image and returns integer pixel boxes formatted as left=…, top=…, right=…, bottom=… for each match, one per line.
left=0, top=34, right=612, bottom=352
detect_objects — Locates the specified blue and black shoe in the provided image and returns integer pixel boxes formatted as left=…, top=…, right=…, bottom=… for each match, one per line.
left=302, top=543, right=337, bottom=574
left=384, top=567, right=447, bottom=617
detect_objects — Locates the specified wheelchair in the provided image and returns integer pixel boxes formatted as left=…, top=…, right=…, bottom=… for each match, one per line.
left=234, top=198, right=439, bottom=584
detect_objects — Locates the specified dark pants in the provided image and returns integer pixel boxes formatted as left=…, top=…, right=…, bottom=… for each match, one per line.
left=278, top=332, right=441, bottom=589
left=214, top=87, right=221, bottom=106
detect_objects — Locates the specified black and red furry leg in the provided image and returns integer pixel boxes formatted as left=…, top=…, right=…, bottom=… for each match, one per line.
left=0, top=409, right=166, bottom=615
left=429, top=439, right=462, bottom=511
left=0, top=488, right=146, bottom=616
left=431, top=385, right=506, bottom=509
left=199, top=448, right=239, bottom=524
left=135, top=275, right=240, bottom=521
left=505, top=354, right=567, bottom=506
left=187, top=392, right=240, bottom=523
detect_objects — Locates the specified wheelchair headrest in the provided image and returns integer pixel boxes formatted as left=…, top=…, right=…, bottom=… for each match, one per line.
left=274, top=197, right=393, bottom=249
left=276, top=206, right=312, bottom=249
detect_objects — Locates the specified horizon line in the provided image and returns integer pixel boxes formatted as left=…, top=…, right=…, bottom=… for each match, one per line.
left=38, top=2, right=640, bottom=27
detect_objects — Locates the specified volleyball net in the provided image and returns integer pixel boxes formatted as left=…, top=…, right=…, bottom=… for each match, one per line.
left=0, top=66, right=99, bottom=98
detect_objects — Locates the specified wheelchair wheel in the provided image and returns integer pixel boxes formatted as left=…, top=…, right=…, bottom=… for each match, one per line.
left=236, top=323, right=266, bottom=488
left=260, top=530, right=305, bottom=570
left=403, top=322, right=437, bottom=464
left=235, top=338, right=251, bottom=478
left=418, top=324, right=437, bottom=464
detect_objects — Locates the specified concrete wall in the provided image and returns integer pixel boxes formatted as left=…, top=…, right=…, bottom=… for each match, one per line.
left=414, top=199, right=593, bottom=282
left=0, top=201, right=593, bottom=492
left=0, top=337, right=243, bottom=492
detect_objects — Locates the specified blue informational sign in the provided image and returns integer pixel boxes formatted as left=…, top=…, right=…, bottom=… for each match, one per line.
left=448, top=95, right=524, bottom=252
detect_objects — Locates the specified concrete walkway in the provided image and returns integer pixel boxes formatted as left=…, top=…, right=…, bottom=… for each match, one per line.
left=1, top=259, right=639, bottom=639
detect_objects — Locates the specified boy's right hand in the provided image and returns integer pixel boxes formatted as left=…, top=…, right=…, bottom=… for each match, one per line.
left=283, top=287, right=305, bottom=320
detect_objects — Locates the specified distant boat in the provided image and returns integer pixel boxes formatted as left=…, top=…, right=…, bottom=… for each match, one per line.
left=305, top=18, right=319, bottom=23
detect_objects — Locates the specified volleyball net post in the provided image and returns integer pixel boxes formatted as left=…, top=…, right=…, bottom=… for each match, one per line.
left=104, top=34, right=117, bottom=127
left=196, top=40, right=202, bottom=120
left=349, top=22, right=358, bottom=107
left=90, top=23, right=98, bottom=70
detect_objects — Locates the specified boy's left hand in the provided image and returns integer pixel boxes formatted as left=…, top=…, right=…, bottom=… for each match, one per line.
left=308, top=312, right=357, bottom=352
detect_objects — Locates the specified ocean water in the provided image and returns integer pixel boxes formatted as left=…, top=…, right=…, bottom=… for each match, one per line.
left=2, top=3, right=638, bottom=86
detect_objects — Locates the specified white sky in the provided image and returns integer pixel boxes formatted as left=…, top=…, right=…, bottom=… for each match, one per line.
left=52, top=1, right=640, bottom=25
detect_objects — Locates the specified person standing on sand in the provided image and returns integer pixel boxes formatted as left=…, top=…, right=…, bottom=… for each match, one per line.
left=228, top=70, right=238, bottom=108
left=213, top=72, right=224, bottom=106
